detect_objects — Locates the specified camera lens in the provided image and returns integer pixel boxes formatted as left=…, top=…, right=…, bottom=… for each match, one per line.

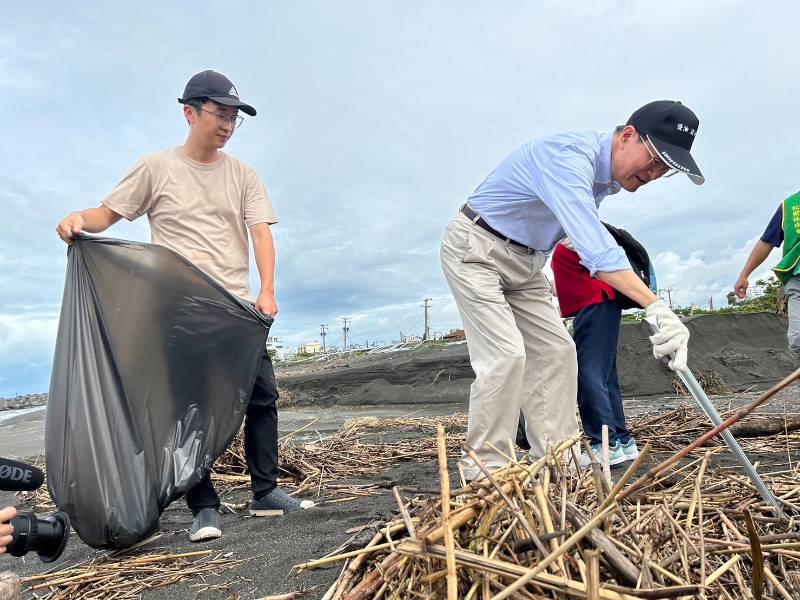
left=7, top=511, right=70, bottom=563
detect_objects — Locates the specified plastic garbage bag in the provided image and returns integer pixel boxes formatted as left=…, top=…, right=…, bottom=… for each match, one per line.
left=46, top=235, right=271, bottom=549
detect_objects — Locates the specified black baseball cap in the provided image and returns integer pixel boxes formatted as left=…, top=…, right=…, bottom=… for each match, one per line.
left=627, top=100, right=704, bottom=185
left=178, top=70, right=256, bottom=116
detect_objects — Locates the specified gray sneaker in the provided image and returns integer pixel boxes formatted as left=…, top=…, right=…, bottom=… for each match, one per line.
left=189, top=508, right=221, bottom=542
left=250, top=488, right=315, bottom=517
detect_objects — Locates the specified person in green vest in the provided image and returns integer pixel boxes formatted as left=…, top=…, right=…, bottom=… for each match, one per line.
left=734, top=191, right=800, bottom=353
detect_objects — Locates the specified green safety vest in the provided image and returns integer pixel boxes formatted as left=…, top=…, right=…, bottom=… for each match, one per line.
left=773, top=191, right=800, bottom=284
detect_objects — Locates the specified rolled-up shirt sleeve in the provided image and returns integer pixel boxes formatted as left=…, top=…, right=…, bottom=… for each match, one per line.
left=530, top=145, right=630, bottom=276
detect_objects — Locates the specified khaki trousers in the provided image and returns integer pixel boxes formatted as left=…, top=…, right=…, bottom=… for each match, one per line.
left=440, top=212, right=578, bottom=479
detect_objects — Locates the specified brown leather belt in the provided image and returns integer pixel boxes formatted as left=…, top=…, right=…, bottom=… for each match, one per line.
left=460, top=205, right=534, bottom=250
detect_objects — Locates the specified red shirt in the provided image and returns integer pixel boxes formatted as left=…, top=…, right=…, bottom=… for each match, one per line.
left=551, top=244, right=616, bottom=318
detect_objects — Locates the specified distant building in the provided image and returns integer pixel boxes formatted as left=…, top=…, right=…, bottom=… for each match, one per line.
left=266, top=336, right=284, bottom=354
left=400, top=334, right=422, bottom=344
left=297, top=341, right=322, bottom=355
left=443, top=329, right=465, bottom=341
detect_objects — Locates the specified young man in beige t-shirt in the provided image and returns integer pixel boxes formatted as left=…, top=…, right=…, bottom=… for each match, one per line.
left=56, top=70, right=314, bottom=543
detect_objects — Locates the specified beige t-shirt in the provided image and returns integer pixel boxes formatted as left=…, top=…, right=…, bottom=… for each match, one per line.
left=102, top=148, right=277, bottom=301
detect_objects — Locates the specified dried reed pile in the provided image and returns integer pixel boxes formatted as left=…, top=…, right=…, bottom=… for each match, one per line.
left=15, top=416, right=469, bottom=510
left=298, top=432, right=800, bottom=600
left=13, top=456, right=52, bottom=512
left=13, top=371, right=800, bottom=599
left=631, top=405, right=800, bottom=457
left=18, top=406, right=800, bottom=513
left=297, top=370, right=800, bottom=600
left=340, top=415, right=468, bottom=433
left=19, top=548, right=247, bottom=599
left=211, top=415, right=466, bottom=500
left=672, top=371, right=731, bottom=396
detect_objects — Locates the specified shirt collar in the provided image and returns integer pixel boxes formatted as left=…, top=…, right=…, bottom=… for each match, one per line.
left=597, top=131, right=621, bottom=195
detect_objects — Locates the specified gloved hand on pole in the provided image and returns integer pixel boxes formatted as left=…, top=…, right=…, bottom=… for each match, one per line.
left=644, top=299, right=689, bottom=371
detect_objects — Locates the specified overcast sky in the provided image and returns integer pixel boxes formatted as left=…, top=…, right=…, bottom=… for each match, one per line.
left=1, top=1, right=798, bottom=396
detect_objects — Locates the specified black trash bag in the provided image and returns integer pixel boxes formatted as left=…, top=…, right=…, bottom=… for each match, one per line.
left=46, top=235, right=272, bottom=549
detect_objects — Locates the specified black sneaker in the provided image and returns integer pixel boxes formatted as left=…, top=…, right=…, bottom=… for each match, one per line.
left=250, top=488, right=315, bottom=517
left=189, top=508, right=221, bottom=542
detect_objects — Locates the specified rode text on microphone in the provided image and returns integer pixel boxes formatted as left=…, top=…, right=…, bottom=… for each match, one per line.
left=0, top=457, right=45, bottom=491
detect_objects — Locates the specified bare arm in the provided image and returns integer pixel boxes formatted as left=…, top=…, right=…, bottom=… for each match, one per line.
left=734, top=240, right=775, bottom=299
left=56, top=205, right=123, bottom=244
left=596, top=268, right=659, bottom=308
left=251, top=222, right=277, bottom=316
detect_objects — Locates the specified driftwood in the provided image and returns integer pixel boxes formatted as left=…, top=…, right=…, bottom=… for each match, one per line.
left=730, top=414, right=800, bottom=437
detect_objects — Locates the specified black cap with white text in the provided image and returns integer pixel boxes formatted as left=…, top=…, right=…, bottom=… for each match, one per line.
left=178, top=70, right=256, bottom=116
left=627, top=100, right=704, bottom=185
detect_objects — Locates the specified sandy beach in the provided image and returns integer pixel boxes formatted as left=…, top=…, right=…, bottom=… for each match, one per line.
left=1, top=312, right=798, bottom=598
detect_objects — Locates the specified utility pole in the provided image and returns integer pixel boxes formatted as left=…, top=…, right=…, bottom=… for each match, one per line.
left=659, top=288, right=673, bottom=309
left=341, top=317, right=351, bottom=351
left=709, top=296, right=714, bottom=310
left=422, top=298, right=432, bottom=340
left=320, top=324, right=328, bottom=353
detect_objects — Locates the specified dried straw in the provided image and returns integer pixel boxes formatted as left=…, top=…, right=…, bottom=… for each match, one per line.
left=295, top=373, right=800, bottom=599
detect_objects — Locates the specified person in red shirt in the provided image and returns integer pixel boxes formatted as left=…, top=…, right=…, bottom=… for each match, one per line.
left=552, top=238, right=640, bottom=467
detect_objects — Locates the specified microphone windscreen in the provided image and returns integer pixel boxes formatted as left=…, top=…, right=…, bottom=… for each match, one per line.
left=0, top=457, right=45, bottom=492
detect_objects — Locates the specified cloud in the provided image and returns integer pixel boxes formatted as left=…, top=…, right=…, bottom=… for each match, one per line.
left=652, top=236, right=782, bottom=309
left=0, top=311, right=59, bottom=397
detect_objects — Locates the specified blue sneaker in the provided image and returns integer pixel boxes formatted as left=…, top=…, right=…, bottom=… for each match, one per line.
left=621, top=438, right=639, bottom=461
left=250, top=488, right=315, bottom=517
left=579, top=440, right=626, bottom=469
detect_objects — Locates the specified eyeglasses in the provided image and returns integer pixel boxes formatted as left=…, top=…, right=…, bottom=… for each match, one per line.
left=199, top=107, right=244, bottom=129
left=640, top=136, right=677, bottom=178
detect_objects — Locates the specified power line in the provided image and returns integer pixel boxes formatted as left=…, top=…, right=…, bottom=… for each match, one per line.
left=400, top=318, right=423, bottom=340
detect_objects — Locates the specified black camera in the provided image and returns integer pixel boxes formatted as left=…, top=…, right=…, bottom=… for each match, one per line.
left=1, top=457, right=70, bottom=563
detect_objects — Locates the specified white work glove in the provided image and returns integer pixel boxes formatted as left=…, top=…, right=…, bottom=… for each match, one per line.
left=644, top=299, right=689, bottom=371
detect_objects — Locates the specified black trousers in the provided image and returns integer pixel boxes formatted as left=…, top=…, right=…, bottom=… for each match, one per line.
left=186, top=350, right=279, bottom=514
left=573, top=299, right=629, bottom=447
